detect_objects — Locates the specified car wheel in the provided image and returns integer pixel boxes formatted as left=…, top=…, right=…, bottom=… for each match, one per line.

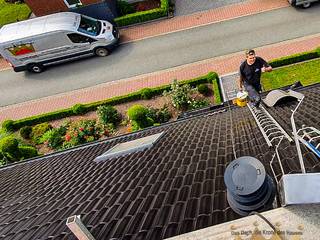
left=302, top=2, right=311, bottom=8
left=27, top=63, right=44, bottom=73
left=94, top=47, right=109, bottom=57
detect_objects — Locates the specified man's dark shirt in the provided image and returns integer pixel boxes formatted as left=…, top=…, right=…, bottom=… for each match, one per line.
left=239, top=57, right=269, bottom=86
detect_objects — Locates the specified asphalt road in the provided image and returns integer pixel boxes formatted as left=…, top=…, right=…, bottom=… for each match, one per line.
left=174, top=0, right=247, bottom=16
left=1, top=5, right=320, bottom=107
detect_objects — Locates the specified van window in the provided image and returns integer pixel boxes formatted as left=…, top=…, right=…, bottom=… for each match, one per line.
left=78, top=15, right=101, bottom=36
left=67, top=33, right=96, bottom=43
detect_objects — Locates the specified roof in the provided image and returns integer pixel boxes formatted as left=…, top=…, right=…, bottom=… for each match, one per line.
left=0, top=85, right=319, bottom=240
left=0, top=12, right=80, bottom=44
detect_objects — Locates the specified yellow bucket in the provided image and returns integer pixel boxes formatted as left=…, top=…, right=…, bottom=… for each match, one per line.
left=233, top=91, right=248, bottom=107
left=235, top=98, right=247, bottom=107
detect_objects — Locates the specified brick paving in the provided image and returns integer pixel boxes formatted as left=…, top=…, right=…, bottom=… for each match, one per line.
left=1, top=34, right=320, bottom=122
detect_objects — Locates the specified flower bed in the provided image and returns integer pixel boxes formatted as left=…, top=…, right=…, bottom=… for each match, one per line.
left=0, top=74, right=221, bottom=165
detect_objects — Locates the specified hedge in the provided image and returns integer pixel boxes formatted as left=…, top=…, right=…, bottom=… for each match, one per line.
left=114, top=0, right=169, bottom=27
left=269, top=48, right=320, bottom=68
left=1, top=72, right=219, bottom=131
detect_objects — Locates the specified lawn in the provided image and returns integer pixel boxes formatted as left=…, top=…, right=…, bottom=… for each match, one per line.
left=262, top=59, right=320, bottom=91
left=0, top=0, right=31, bottom=27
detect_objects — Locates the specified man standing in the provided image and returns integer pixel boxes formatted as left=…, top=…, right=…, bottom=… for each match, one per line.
left=238, top=49, right=272, bottom=108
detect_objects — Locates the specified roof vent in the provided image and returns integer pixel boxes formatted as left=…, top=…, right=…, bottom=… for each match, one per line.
left=224, top=156, right=276, bottom=216
left=95, top=132, right=164, bottom=162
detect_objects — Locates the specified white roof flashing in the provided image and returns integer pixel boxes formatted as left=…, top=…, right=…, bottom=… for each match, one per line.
left=95, top=132, right=165, bottom=162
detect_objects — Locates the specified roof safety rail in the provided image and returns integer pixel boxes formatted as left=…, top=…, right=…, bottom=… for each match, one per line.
left=279, top=92, right=320, bottom=206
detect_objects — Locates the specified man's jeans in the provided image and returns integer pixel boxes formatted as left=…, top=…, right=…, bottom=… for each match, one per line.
left=244, top=82, right=261, bottom=107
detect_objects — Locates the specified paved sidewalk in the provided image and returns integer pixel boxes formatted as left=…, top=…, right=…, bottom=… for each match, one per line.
left=1, top=34, right=319, bottom=122
left=0, top=0, right=289, bottom=71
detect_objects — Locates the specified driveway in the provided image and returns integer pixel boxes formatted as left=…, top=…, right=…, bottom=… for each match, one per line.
left=174, top=0, right=247, bottom=16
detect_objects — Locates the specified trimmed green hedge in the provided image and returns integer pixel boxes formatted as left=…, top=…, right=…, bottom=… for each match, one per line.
left=114, top=0, right=169, bottom=27
left=269, top=48, right=320, bottom=68
left=1, top=72, right=220, bottom=131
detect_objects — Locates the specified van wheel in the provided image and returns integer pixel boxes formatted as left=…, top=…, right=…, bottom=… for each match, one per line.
left=94, top=47, right=109, bottom=57
left=27, top=64, right=44, bottom=73
left=302, top=2, right=311, bottom=8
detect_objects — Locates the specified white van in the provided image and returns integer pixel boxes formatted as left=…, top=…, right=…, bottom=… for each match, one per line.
left=288, top=0, right=319, bottom=8
left=0, top=12, right=119, bottom=73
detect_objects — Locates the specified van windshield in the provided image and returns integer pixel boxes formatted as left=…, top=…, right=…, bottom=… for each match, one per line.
left=78, top=15, right=101, bottom=36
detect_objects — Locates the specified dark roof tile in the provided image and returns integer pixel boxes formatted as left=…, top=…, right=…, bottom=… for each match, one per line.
left=1, top=85, right=320, bottom=239
left=184, top=198, right=199, bottom=219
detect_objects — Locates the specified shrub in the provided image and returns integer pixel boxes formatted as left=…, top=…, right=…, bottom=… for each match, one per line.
left=156, top=106, right=172, bottom=123
left=0, top=136, right=18, bottom=155
left=39, top=129, right=64, bottom=149
left=114, top=0, right=168, bottom=27
left=140, top=88, right=153, bottom=100
left=62, top=120, right=103, bottom=149
left=117, top=0, right=135, bottom=16
left=146, top=106, right=171, bottom=124
left=72, top=104, right=86, bottom=115
left=31, top=123, right=52, bottom=144
left=163, top=80, right=195, bottom=110
left=18, top=146, right=38, bottom=160
left=207, top=72, right=219, bottom=82
left=269, top=50, right=320, bottom=68
left=1, top=120, right=15, bottom=132
left=97, top=105, right=120, bottom=125
left=197, top=84, right=210, bottom=95
left=127, top=105, right=149, bottom=122
left=188, top=99, right=210, bottom=110
left=20, top=126, right=32, bottom=139
left=128, top=105, right=154, bottom=129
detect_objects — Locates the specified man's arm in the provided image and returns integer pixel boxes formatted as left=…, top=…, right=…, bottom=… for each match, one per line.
left=259, top=57, right=272, bottom=72
left=238, top=74, right=244, bottom=91
left=238, top=64, right=245, bottom=90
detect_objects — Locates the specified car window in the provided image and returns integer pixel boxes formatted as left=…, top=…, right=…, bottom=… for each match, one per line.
left=67, top=33, right=96, bottom=43
left=78, top=15, right=101, bottom=36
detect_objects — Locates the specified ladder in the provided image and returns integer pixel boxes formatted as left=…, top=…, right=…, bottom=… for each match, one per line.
left=247, top=103, right=293, bottom=147
left=297, top=126, right=320, bottom=158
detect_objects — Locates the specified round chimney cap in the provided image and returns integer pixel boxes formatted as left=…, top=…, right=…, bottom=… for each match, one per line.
left=224, top=156, right=266, bottom=195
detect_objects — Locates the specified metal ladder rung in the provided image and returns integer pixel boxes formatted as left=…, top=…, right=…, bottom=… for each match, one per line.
left=265, top=127, right=282, bottom=134
left=258, top=117, right=272, bottom=123
left=260, top=122, right=277, bottom=128
left=257, top=116, right=270, bottom=121
left=297, top=126, right=314, bottom=135
left=302, top=130, right=318, bottom=139
left=268, top=131, right=283, bottom=139
left=297, top=126, right=320, bottom=158
left=270, top=136, right=284, bottom=144
left=308, top=135, right=320, bottom=143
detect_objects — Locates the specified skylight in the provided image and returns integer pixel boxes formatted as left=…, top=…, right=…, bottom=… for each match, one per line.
left=95, top=132, right=165, bottom=162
